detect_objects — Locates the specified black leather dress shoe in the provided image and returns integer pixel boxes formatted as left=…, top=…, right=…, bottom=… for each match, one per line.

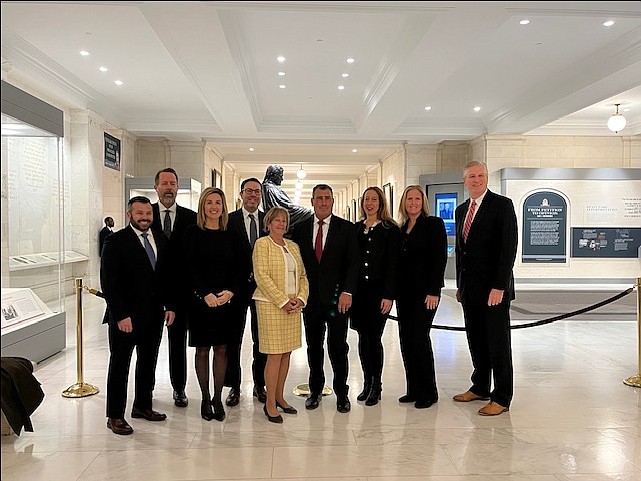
left=415, top=399, right=437, bottom=409
left=131, top=408, right=167, bottom=422
left=305, top=393, right=321, bottom=410
left=336, top=394, right=351, bottom=413
left=107, top=418, right=133, bottom=435
left=253, top=386, right=267, bottom=404
left=225, top=388, right=240, bottom=406
left=173, top=390, right=188, bottom=408
left=398, top=394, right=416, bottom=403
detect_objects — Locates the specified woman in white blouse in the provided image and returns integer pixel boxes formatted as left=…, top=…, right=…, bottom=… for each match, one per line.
left=253, top=207, right=309, bottom=423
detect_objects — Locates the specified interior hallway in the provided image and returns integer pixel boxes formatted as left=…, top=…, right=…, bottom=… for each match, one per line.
left=2, top=281, right=640, bottom=481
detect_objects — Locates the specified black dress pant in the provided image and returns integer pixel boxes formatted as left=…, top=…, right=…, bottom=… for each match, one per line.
left=396, top=293, right=438, bottom=403
left=351, top=280, right=387, bottom=381
left=167, top=312, right=187, bottom=393
left=224, top=299, right=266, bottom=390
left=106, top=319, right=163, bottom=418
left=462, top=300, right=513, bottom=408
left=303, top=299, right=349, bottom=396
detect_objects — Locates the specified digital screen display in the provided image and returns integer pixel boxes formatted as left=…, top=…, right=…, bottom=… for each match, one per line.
left=435, top=193, right=457, bottom=236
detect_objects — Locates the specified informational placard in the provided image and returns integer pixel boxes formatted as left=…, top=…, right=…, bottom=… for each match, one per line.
left=522, top=191, right=567, bottom=263
left=435, top=192, right=457, bottom=236
left=1, top=288, right=46, bottom=330
left=571, top=227, right=641, bottom=258
left=104, top=133, right=121, bottom=171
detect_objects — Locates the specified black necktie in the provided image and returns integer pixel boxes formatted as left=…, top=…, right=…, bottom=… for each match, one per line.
left=141, top=232, right=156, bottom=270
left=249, top=214, right=258, bottom=248
left=163, top=210, right=172, bottom=238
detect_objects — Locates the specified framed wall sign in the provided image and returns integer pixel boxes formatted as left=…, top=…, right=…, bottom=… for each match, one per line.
left=104, top=133, right=120, bottom=171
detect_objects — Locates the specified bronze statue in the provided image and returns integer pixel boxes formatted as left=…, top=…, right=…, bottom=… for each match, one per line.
left=262, top=165, right=312, bottom=234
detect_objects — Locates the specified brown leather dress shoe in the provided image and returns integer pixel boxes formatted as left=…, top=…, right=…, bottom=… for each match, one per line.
left=453, top=391, right=490, bottom=402
left=226, top=388, right=240, bottom=406
left=478, top=401, right=509, bottom=416
left=253, top=386, right=267, bottom=404
left=131, top=408, right=167, bottom=422
left=107, top=418, right=133, bottom=435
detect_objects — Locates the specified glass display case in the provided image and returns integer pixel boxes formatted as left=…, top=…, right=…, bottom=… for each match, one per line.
left=1, top=81, right=67, bottom=362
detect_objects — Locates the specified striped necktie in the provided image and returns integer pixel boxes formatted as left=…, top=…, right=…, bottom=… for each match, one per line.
left=462, top=200, right=476, bottom=242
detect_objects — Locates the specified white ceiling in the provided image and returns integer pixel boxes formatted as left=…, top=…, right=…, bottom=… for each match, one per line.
left=2, top=1, right=641, bottom=199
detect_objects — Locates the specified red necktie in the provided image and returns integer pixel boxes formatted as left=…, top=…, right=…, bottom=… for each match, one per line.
left=315, top=220, right=323, bottom=262
left=462, top=200, right=476, bottom=242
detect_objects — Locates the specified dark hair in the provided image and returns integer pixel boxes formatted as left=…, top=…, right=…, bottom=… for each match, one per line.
left=241, top=177, right=262, bottom=190
left=104, top=216, right=113, bottom=224
left=359, top=186, right=396, bottom=225
left=154, top=167, right=178, bottom=186
left=312, top=184, right=333, bottom=197
left=128, top=196, right=151, bottom=210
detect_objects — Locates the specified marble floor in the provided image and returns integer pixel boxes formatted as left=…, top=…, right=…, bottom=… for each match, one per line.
left=2, top=282, right=640, bottom=481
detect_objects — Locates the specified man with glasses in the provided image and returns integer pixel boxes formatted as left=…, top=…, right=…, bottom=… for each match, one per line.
left=224, top=178, right=268, bottom=406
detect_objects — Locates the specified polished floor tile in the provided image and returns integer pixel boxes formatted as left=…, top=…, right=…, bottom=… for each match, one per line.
left=2, top=283, right=639, bottom=480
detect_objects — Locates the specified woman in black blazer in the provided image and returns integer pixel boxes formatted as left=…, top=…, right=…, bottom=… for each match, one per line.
left=351, top=187, right=400, bottom=406
left=396, top=185, right=447, bottom=409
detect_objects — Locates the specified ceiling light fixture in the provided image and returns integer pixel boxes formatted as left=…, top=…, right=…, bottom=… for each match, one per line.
left=519, top=19, right=530, bottom=25
left=352, top=148, right=358, bottom=153
left=424, top=106, right=432, bottom=111
left=297, top=165, right=307, bottom=179
left=337, top=85, right=345, bottom=90
left=249, top=147, right=255, bottom=152
left=295, top=180, right=303, bottom=190
left=279, top=84, right=286, bottom=89
left=603, top=20, right=615, bottom=27
left=277, top=71, right=286, bottom=76
left=99, top=66, right=108, bottom=72
left=342, top=73, right=349, bottom=78
left=473, top=106, right=481, bottom=112
left=346, top=57, right=355, bottom=63
left=277, top=56, right=286, bottom=63
left=607, top=103, right=626, bottom=133
left=114, top=80, right=123, bottom=86
left=79, top=50, right=90, bottom=56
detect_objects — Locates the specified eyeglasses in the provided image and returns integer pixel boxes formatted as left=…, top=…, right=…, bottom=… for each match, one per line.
left=242, top=188, right=262, bottom=195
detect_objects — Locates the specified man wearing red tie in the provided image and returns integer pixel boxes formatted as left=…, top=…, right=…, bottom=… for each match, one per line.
left=292, top=184, right=359, bottom=413
left=454, top=161, right=518, bottom=416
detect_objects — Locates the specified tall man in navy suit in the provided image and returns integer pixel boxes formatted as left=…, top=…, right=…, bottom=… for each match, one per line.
left=454, top=161, right=518, bottom=416
left=101, top=196, right=175, bottom=435
left=223, top=177, right=268, bottom=406
left=152, top=168, right=197, bottom=408
left=292, top=184, right=359, bottom=413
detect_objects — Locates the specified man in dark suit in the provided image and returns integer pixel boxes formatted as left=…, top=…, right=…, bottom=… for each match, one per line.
left=223, top=177, right=268, bottom=406
left=151, top=168, right=197, bottom=408
left=99, top=216, right=114, bottom=256
left=292, top=184, right=359, bottom=413
left=101, top=196, right=175, bottom=435
left=454, top=161, right=518, bottom=416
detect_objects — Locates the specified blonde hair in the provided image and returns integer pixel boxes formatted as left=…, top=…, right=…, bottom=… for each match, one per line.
left=263, top=207, right=290, bottom=233
left=197, top=187, right=229, bottom=230
left=398, top=185, right=430, bottom=224
left=359, top=186, right=396, bottom=226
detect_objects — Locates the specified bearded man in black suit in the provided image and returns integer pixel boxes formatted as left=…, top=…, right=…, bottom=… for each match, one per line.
left=291, top=184, right=359, bottom=413
left=151, top=168, right=197, bottom=408
left=453, top=161, right=518, bottom=416
left=101, top=196, right=175, bottom=435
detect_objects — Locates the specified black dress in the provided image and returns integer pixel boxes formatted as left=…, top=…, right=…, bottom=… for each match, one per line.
left=184, top=225, right=241, bottom=347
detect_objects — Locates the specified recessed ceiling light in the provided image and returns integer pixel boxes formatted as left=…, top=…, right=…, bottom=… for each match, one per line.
left=277, top=56, right=286, bottom=63
left=249, top=147, right=255, bottom=152
left=352, top=149, right=358, bottom=153
left=346, top=57, right=355, bottom=63
left=424, top=106, right=432, bottom=111
left=342, top=73, right=349, bottom=78
left=99, top=66, right=108, bottom=72
left=279, top=84, right=286, bottom=89
left=473, top=106, right=481, bottom=112
left=79, top=50, right=90, bottom=56
left=603, top=20, right=615, bottom=27
left=277, top=71, right=286, bottom=76
left=519, top=19, right=530, bottom=25
left=114, top=80, right=123, bottom=86
left=337, top=85, right=345, bottom=90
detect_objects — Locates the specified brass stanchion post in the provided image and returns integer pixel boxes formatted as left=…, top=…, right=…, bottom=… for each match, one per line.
left=623, top=277, right=641, bottom=388
left=62, top=278, right=99, bottom=397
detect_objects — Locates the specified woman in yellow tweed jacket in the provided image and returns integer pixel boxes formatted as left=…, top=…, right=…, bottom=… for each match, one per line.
left=253, top=207, right=309, bottom=423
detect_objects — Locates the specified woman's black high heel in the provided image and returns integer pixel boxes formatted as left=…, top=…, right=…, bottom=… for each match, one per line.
left=201, top=400, right=214, bottom=421
left=263, top=405, right=283, bottom=423
left=276, top=401, right=298, bottom=414
left=212, top=399, right=226, bottom=422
